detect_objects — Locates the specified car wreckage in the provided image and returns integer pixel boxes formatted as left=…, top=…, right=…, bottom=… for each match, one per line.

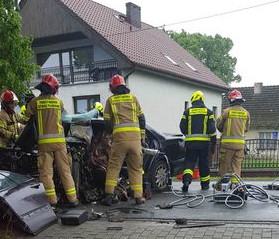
left=0, top=115, right=184, bottom=234
left=0, top=116, right=185, bottom=233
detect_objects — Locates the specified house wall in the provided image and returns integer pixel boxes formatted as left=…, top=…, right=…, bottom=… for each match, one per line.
left=128, top=71, right=223, bottom=134
left=38, top=82, right=112, bottom=113
left=32, top=69, right=223, bottom=133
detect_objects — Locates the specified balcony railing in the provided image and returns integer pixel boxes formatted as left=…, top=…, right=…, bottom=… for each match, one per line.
left=210, top=139, right=279, bottom=170
left=31, top=59, right=118, bottom=86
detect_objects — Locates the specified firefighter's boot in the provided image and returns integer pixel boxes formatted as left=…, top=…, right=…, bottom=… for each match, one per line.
left=62, top=200, right=79, bottom=208
left=182, top=181, right=190, bottom=193
left=135, top=197, right=145, bottom=205
left=101, top=194, right=114, bottom=206
left=201, top=183, right=210, bottom=190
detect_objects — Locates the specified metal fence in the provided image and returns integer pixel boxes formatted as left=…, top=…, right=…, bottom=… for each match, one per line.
left=30, top=59, right=118, bottom=86
left=209, top=139, right=279, bottom=170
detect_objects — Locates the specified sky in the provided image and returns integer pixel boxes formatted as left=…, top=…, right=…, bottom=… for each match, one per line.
left=93, top=0, right=279, bottom=87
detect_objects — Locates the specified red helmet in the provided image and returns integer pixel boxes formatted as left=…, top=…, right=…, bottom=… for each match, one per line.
left=109, top=74, right=125, bottom=91
left=228, top=89, right=244, bottom=102
left=0, top=90, right=18, bottom=104
left=42, top=74, right=59, bottom=94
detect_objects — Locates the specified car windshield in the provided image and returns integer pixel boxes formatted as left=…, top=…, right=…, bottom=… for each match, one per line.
left=0, top=171, right=32, bottom=191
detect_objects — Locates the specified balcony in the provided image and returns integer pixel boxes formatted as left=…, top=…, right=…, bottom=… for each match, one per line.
left=31, top=59, right=118, bottom=87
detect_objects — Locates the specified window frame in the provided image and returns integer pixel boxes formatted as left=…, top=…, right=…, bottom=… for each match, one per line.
left=73, top=94, right=100, bottom=114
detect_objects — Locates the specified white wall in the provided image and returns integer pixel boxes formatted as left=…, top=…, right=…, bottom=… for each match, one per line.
left=128, top=71, right=223, bottom=134
left=57, top=81, right=111, bottom=113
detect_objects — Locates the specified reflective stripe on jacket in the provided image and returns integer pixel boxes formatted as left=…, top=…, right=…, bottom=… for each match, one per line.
left=180, top=103, right=217, bottom=144
left=104, top=93, right=144, bottom=141
left=217, top=105, right=250, bottom=149
left=26, top=95, right=66, bottom=151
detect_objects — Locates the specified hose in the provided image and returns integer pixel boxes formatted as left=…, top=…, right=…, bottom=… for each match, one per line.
left=160, top=173, right=276, bottom=210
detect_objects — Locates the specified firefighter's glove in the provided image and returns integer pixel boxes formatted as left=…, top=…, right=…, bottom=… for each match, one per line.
left=141, top=137, right=146, bottom=147
left=140, top=130, right=146, bottom=145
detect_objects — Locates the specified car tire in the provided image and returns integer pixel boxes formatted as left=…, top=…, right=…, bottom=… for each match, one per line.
left=149, top=159, right=169, bottom=192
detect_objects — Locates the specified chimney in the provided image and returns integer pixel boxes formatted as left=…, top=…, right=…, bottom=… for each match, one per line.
left=126, top=2, right=141, bottom=28
left=254, top=82, right=263, bottom=94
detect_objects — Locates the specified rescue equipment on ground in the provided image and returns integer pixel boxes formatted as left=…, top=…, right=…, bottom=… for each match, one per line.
left=158, top=173, right=279, bottom=210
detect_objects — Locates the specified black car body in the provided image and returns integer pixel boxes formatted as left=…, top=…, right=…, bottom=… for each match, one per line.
left=145, top=125, right=185, bottom=176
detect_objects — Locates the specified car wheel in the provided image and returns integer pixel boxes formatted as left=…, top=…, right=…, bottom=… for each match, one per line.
left=149, top=159, right=169, bottom=192
left=72, top=160, right=80, bottom=196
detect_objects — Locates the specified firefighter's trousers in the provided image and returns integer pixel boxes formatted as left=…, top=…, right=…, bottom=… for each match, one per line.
left=219, top=147, right=244, bottom=177
left=38, top=147, right=77, bottom=205
left=105, top=140, right=143, bottom=198
left=183, top=146, right=210, bottom=187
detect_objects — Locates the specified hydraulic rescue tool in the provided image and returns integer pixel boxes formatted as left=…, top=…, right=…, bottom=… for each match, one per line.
left=212, top=174, right=248, bottom=204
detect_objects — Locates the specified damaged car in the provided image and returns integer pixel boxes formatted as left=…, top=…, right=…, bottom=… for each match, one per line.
left=0, top=117, right=185, bottom=204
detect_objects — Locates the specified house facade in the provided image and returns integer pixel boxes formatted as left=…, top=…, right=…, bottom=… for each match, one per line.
left=20, top=0, right=227, bottom=134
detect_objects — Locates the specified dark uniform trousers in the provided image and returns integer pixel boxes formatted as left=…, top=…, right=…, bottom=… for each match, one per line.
left=183, top=144, right=210, bottom=187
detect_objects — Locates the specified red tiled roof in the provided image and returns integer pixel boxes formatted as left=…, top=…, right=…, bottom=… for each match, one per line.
left=58, top=0, right=227, bottom=89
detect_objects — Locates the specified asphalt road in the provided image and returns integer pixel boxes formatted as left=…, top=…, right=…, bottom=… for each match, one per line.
left=2, top=180, right=279, bottom=239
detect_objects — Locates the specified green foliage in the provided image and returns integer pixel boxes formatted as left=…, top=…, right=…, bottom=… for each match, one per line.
left=0, top=0, right=37, bottom=97
left=169, top=30, right=241, bottom=85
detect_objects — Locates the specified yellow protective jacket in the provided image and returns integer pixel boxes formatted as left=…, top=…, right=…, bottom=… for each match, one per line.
left=26, top=95, right=66, bottom=152
left=0, top=110, right=27, bottom=148
left=104, top=93, right=145, bottom=142
left=217, top=105, right=250, bottom=150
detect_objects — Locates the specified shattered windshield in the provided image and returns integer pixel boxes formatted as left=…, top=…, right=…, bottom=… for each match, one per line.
left=0, top=171, right=32, bottom=191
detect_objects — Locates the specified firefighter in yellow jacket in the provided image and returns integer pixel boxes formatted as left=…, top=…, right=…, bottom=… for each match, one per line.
left=0, top=90, right=28, bottom=148
left=217, top=89, right=250, bottom=181
left=25, top=74, right=78, bottom=207
left=102, top=74, right=146, bottom=206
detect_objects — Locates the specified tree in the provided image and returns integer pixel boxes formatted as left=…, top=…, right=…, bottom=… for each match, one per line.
left=169, top=30, right=241, bottom=85
left=0, top=0, right=37, bottom=97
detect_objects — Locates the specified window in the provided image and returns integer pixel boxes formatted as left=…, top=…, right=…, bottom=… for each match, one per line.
left=184, top=61, right=198, bottom=72
left=259, top=132, right=278, bottom=150
left=38, top=53, right=60, bottom=69
left=72, top=47, right=92, bottom=69
left=73, top=95, right=100, bottom=113
left=163, top=54, right=179, bottom=66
